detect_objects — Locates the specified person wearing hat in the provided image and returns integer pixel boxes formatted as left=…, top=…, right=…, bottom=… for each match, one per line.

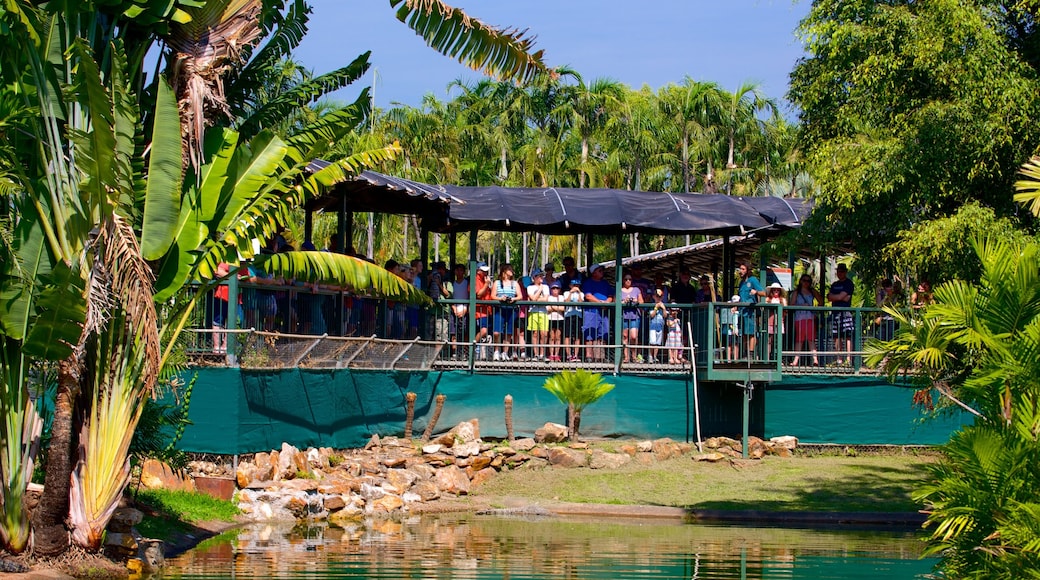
left=526, top=269, right=550, bottom=361
left=671, top=267, right=696, bottom=304
left=827, top=263, right=855, bottom=365
left=490, top=263, right=522, bottom=361
left=764, top=282, right=787, bottom=357
left=563, top=279, right=585, bottom=361
left=581, top=263, right=614, bottom=361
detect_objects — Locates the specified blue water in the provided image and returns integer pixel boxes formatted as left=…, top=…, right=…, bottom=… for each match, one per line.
left=162, top=515, right=934, bottom=579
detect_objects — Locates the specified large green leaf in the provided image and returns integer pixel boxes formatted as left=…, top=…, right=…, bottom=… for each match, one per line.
left=255, top=251, right=431, bottom=305
left=213, top=130, right=288, bottom=233
left=69, top=39, right=118, bottom=211
left=21, top=262, right=86, bottom=361
left=141, top=77, right=184, bottom=259
left=0, top=201, right=52, bottom=340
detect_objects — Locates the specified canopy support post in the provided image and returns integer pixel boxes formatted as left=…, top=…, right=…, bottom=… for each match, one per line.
left=467, top=230, right=479, bottom=369
left=722, top=236, right=732, bottom=299
left=613, top=232, right=624, bottom=374
left=304, top=210, right=313, bottom=247
left=336, top=195, right=352, bottom=255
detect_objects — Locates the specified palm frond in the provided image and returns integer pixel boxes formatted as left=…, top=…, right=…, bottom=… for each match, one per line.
left=1014, top=155, right=1040, bottom=217
left=391, top=0, right=546, bottom=83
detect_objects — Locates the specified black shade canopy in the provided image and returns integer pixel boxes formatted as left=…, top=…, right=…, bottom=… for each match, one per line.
left=307, top=171, right=812, bottom=237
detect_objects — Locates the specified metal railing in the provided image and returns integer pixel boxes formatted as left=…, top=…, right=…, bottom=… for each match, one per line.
left=188, top=281, right=896, bottom=376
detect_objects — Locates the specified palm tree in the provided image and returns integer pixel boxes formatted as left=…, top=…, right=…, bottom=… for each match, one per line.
left=865, top=236, right=1040, bottom=576
left=542, top=369, right=615, bottom=441
left=657, top=78, right=724, bottom=193
left=0, top=0, right=546, bottom=557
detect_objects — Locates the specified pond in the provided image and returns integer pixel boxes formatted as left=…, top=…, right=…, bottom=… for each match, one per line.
left=162, top=515, right=934, bottom=579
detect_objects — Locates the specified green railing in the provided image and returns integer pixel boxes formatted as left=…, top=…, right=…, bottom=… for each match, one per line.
left=187, top=281, right=892, bottom=377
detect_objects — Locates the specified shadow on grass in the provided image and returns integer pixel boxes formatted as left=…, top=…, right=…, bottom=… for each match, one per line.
left=682, top=461, right=929, bottom=515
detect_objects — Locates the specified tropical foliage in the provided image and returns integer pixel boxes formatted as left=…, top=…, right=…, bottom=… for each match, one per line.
left=0, top=0, right=546, bottom=557
left=866, top=237, right=1040, bottom=577
left=789, top=0, right=1040, bottom=283
left=542, top=369, right=615, bottom=441
left=329, top=73, right=803, bottom=270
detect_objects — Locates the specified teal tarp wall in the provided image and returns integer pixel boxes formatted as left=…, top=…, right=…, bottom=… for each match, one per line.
left=766, top=375, right=970, bottom=445
left=178, top=369, right=764, bottom=454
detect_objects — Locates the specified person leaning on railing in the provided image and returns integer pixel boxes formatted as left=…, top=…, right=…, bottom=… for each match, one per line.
left=827, top=263, right=855, bottom=365
left=581, top=264, right=614, bottom=363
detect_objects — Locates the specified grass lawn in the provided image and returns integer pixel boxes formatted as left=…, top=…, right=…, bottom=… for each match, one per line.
left=473, top=452, right=935, bottom=513
left=134, top=488, right=240, bottom=540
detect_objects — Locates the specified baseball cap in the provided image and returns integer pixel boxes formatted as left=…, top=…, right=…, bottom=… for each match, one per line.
left=477, top=262, right=490, bottom=272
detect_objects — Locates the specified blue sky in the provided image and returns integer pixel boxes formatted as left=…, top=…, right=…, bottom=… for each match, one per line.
left=294, top=1, right=810, bottom=114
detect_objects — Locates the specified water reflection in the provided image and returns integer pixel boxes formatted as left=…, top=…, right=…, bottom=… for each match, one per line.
left=163, top=515, right=933, bottom=579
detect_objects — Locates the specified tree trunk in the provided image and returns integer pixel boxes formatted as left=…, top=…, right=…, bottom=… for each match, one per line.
left=567, top=403, right=577, bottom=441
left=33, top=359, right=78, bottom=556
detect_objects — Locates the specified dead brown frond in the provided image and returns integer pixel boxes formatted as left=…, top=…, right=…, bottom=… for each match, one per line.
left=165, top=0, right=264, bottom=170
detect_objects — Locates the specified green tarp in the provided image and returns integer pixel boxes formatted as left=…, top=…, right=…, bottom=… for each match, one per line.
left=765, top=375, right=970, bottom=445
left=175, top=369, right=963, bottom=454
left=176, top=369, right=762, bottom=454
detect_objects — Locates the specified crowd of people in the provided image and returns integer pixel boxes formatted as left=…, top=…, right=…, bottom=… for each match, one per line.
left=208, top=239, right=933, bottom=366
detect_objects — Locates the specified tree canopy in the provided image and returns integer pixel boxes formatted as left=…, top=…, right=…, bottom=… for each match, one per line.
left=789, top=0, right=1040, bottom=282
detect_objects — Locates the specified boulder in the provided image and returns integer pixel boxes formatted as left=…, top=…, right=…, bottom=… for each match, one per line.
left=434, top=465, right=471, bottom=495
left=139, top=459, right=194, bottom=492
left=386, top=468, right=419, bottom=492
left=651, top=438, right=682, bottom=461
left=413, top=480, right=441, bottom=501
left=770, top=435, right=799, bottom=450
left=452, top=441, right=481, bottom=458
left=108, top=507, right=144, bottom=533
left=469, top=467, right=497, bottom=487
left=323, top=495, right=347, bottom=511
left=547, top=447, right=587, bottom=468
left=589, top=450, right=631, bottom=470
left=694, top=452, right=727, bottom=462
left=371, top=494, right=404, bottom=513
left=511, top=438, right=536, bottom=451
left=534, top=422, right=568, bottom=443
left=421, top=444, right=443, bottom=454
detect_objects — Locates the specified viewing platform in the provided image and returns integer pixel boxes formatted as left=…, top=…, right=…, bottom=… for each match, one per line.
left=188, top=281, right=889, bottom=384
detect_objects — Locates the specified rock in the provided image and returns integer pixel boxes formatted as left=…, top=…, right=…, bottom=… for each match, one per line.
left=434, top=465, right=471, bottom=495
left=637, top=440, right=653, bottom=452
left=512, top=437, right=536, bottom=451
left=413, top=480, right=441, bottom=501
left=381, top=455, right=408, bottom=468
left=138, top=539, right=165, bottom=573
left=236, top=461, right=255, bottom=488
left=452, top=441, right=481, bottom=458
left=422, top=444, right=443, bottom=454
left=268, top=451, right=281, bottom=481
left=529, top=446, right=548, bottom=459
left=651, top=438, right=681, bottom=461
left=452, top=419, right=481, bottom=443
left=534, top=422, right=568, bottom=443
left=770, top=435, right=799, bottom=450
left=589, top=449, right=631, bottom=470
left=547, top=447, right=587, bottom=468
left=278, top=478, right=319, bottom=493
left=518, top=457, right=549, bottom=470
left=771, top=446, right=792, bottom=458
left=285, top=495, right=311, bottom=518
left=469, top=456, right=492, bottom=471
left=402, top=491, right=423, bottom=504
left=408, top=463, right=437, bottom=481
left=371, top=494, right=404, bottom=512
left=323, top=495, right=347, bottom=511
left=619, top=444, right=638, bottom=456
left=109, top=507, right=144, bottom=532
left=103, top=531, right=138, bottom=552
left=307, top=447, right=330, bottom=470
left=360, top=482, right=386, bottom=502
left=139, top=459, right=194, bottom=492
left=386, top=468, right=419, bottom=491
left=328, top=503, right=364, bottom=523
left=469, top=467, right=497, bottom=487
left=365, top=434, right=381, bottom=450
left=694, top=452, right=726, bottom=462
left=432, top=431, right=457, bottom=447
